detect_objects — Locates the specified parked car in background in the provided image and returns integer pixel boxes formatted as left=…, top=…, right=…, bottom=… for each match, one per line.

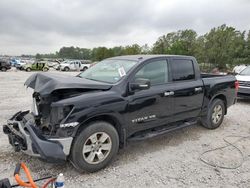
left=23, top=61, right=49, bottom=72
left=10, top=59, right=21, bottom=67
left=59, top=60, right=89, bottom=71
left=0, top=60, right=11, bottom=71
left=16, top=60, right=28, bottom=70
left=236, top=66, right=250, bottom=98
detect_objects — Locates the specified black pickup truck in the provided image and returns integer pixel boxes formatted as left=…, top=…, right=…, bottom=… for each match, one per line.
left=3, top=55, right=237, bottom=172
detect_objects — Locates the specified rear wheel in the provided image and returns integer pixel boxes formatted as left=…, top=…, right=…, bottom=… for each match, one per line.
left=64, top=67, right=69, bottom=71
left=43, top=67, right=49, bottom=72
left=70, top=121, right=119, bottom=172
left=26, top=67, right=31, bottom=72
left=82, top=67, right=88, bottom=71
left=201, top=99, right=225, bottom=129
left=1, top=67, right=7, bottom=71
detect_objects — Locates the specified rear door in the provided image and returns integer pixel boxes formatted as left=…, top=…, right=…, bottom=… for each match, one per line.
left=169, top=58, right=204, bottom=122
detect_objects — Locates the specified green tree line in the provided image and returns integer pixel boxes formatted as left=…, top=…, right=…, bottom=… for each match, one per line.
left=36, top=24, right=250, bottom=71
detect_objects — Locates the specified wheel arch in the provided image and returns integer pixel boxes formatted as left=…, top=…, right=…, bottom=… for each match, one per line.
left=210, top=94, right=227, bottom=114
left=76, top=114, right=126, bottom=148
left=64, top=66, right=69, bottom=70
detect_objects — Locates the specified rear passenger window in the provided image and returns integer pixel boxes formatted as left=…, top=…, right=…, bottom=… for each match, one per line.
left=134, top=60, right=168, bottom=86
left=171, top=59, right=195, bottom=81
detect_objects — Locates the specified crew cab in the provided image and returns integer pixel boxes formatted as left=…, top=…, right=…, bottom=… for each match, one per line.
left=3, top=55, right=237, bottom=172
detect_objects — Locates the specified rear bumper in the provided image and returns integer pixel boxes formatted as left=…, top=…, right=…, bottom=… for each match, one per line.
left=3, top=111, right=73, bottom=163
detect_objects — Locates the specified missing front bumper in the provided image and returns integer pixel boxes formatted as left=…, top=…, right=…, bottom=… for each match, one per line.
left=3, top=111, right=73, bottom=163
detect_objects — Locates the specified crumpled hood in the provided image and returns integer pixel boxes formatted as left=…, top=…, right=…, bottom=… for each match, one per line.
left=24, top=73, right=112, bottom=96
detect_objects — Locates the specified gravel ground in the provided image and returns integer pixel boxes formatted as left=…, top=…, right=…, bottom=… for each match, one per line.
left=1, top=69, right=250, bottom=187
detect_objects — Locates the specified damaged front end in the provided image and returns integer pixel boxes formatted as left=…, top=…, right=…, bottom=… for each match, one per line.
left=3, top=89, right=84, bottom=162
left=3, top=73, right=112, bottom=162
left=3, top=110, right=73, bottom=162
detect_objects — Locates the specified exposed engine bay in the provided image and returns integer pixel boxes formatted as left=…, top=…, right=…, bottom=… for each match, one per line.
left=25, top=73, right=112, bottom=137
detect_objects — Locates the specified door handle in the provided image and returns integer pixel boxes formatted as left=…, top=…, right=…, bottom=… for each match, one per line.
left=164, top=91, right=174, bottom=97
left=195, top=87, right=202, bottom=92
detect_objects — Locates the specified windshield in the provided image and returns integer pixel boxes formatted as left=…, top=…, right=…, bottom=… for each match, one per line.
left=79, top=59, right=137, bottom=83
left=239, top=66, right=250, bottom=75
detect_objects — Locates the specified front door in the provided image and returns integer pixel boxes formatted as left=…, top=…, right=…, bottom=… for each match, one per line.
left=70, top=62, right=74, bottom=70
left=125, top=58, right=175, bottom=134
left=75, top=61, right=81, bottom=71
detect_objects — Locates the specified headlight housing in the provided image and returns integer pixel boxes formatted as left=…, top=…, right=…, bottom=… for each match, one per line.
left=50, top=105, right=74, bottom=125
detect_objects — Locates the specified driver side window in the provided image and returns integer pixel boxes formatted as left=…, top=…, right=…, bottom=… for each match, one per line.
left=134, top=60, right=168, bottom=86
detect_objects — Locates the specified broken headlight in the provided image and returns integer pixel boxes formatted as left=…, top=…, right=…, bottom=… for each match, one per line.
left=50, top=105, right=74, bottom=125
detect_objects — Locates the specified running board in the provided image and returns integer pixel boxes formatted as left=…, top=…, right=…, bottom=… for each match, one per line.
left=128, top=120, right=197, bottom=141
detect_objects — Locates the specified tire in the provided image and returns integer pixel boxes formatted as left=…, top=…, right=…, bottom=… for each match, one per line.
left=26, top=68, right=31, bottom=72
left=83, top=67, right=88, bottom=71
left=43, top=67, right=49, bottom=72
left=64, top=67, right=70, bottom=71
left=70, top=121, right=119, bottom=172
left=201, top=99, right=225, bottom=129
left=1, top=67, right=7, bottom=71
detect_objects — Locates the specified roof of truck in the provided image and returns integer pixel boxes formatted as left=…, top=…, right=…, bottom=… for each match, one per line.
left=108, top=54, right=194, bottom=61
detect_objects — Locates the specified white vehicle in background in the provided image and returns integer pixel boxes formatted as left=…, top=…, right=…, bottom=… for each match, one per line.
left=16, top=60, right=29, bottom=70
left=59, top=60, right=91, bottom=71
left=233, top=65, right=247, bottom=74
left=236, top=66, right=250, bottom=98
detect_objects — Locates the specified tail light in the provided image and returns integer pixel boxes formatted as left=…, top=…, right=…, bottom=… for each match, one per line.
left=235, top=80, right=239, bottom=92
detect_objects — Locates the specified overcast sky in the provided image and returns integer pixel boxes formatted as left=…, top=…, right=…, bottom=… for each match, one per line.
left=0, top=0, right=249, bottom=55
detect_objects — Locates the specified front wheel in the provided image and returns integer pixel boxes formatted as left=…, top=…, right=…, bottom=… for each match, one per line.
left=64, top=67, right=69, bottom=71
left=26, top=67, right=31, bottom=72
left=1, top=67, right=7, bottom=71
left=201, top=99, right=225, bottom=129
left=70, top=121, right=119, bottom=172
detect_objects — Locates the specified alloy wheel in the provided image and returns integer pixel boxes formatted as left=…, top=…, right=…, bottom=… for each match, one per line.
left=212, top=104, right=223, bottom=124
left=82, top=132, right=112, bottom=164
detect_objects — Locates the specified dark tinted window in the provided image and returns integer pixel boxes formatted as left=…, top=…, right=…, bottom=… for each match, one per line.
left=171, top=59, right=195, bottom=81
left=134, top=60, right=168, bottom=85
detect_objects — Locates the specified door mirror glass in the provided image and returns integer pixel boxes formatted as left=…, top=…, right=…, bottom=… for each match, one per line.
left=130, top=78, right=150, bottom=91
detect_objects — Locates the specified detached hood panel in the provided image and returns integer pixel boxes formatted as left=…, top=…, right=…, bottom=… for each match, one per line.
left=25, top=73, right=112, bottom=96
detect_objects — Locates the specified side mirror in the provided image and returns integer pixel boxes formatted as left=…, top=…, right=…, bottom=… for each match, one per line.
left=130, top=78, right=151, bottom=91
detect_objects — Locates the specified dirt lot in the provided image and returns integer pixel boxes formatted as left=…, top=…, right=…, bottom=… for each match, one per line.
left=1, top=70, right=250, bottom=187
